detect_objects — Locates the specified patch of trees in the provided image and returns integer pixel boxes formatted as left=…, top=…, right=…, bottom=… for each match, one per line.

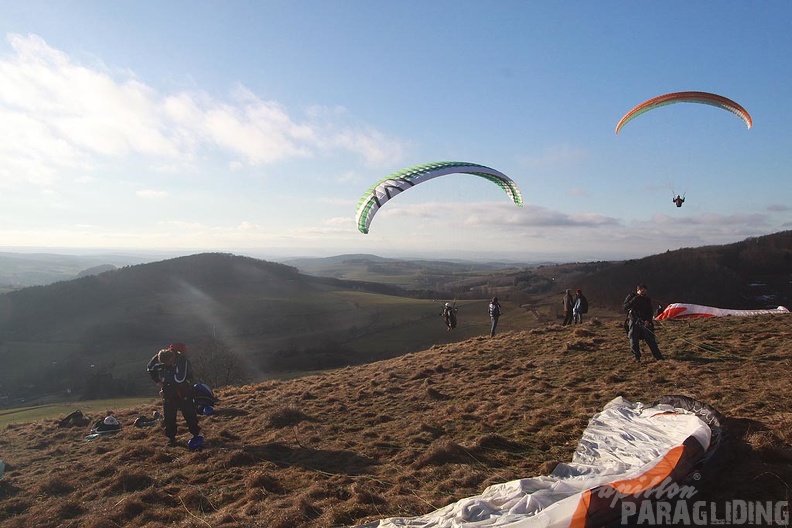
left=189, top=337, right=251, bottom=388
left=572, top=231, right=792, bottom=310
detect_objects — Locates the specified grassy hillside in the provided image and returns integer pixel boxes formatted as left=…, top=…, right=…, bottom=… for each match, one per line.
left=0, top=253, right=545, bottom=403
left=1, top=231, right=790, bottom=404
left=0, top=315, right=789, bottom=527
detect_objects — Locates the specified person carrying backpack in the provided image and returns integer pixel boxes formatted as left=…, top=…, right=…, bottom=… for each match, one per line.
left=623, top=284, right=665, bottom=362
left=146, top=344, right=202, bottom=447
left=441, top=302, right=458, bottom=331
left=573, top=289, right=588, bottom=324
left=488, top=297, right=502, bottom=337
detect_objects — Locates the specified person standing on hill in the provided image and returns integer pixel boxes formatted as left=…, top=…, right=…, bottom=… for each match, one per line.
left=562, top=289, right=575, bottom=326
left=146, top=343, right=202, bottom=447
left=623, top=284, right=665, bottom=362
left=488, top=297, right=502, bottom=337
left=573, top=289, right=588, bottom=324
left=441, top=302, right=458, bottom=331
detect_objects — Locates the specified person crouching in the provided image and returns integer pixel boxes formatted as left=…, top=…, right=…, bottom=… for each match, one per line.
left=146, top=346, right=201, bottom=447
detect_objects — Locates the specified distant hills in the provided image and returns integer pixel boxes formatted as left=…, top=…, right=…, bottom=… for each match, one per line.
left=285, top=231, right=792, bottom=311
left=0, top=230, right=789, bottom=404
left=0, top=252, right=153, bottom=291
left=0, top=253, right=505, bottom=404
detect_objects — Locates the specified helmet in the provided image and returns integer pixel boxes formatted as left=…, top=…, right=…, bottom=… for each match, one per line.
left=445, top=303, right=451, bottom=308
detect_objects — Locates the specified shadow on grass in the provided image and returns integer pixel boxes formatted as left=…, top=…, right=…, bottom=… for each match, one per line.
left=239, top=442, right=379, bottom=475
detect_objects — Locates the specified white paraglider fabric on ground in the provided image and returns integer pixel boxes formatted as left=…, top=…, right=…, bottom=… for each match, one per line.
left=655, top=302, right=789, bottom=320
left=355, top=396, right=713, bottom=528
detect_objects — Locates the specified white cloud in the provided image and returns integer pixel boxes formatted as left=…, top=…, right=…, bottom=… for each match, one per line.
left=0, top=33, right=406, bottom=188
left=379, top=201, right=619, bottom=229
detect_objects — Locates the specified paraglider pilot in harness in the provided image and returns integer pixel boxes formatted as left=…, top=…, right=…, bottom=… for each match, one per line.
left=623, top=284, right=665, bottom=362
left=147, top=343, right=201, bottom=447
left=441, top=302, right=458, bottom=331
left=673, top=195, right=685, bottom=208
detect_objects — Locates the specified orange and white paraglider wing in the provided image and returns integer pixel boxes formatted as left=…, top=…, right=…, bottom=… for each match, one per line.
left=615, top=91, right=752, bottom=135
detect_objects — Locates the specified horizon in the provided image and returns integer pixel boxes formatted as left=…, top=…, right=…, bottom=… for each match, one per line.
left=2, top=3, right=791, bottom=258
left=4, top=228, right=789, bottom=264
left=0, top=239, right=719, bottom=265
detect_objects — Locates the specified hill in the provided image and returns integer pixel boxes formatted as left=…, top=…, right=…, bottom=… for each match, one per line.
left=0, top=315, right=790, bottom=527
left=286, top=232, right=792, bottom=314
left=283, top=254, right=527, bottom=291
left=1, top=253, right=538, bottom=403
left=2, top=231, right=791, bottom=404
left=406, top=230, right=792, bottom=314
left=568, top=230, right=792, bottom=312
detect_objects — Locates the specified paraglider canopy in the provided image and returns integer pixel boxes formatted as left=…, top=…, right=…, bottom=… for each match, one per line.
left=355, top=161, right=523, bottom=234
left=615, top=91, right=752, bottom=135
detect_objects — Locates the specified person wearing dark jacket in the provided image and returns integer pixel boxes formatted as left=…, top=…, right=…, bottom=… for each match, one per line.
left=441, top=302, right=458, bottom=331
left=147, top=344, right=201, bottom=446
left=623, top=284, right=664, bottom=362
left=488, top=297, right=502, bottom=337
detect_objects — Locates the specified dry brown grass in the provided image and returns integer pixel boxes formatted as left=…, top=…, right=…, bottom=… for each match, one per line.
left=1, top=315, right=791, bottom=527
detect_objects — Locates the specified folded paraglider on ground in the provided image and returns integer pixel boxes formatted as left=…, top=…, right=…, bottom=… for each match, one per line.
left=355, top=395, right=723, bottom=528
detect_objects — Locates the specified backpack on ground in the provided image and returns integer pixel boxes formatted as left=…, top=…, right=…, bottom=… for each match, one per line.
left=194, top=383, right=218, bottom=415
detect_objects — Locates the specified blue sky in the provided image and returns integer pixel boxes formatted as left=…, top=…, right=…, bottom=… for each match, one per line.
left=1, top=2, right=790, bottom=261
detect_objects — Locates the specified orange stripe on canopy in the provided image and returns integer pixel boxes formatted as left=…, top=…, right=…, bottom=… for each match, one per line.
left=569, top=444, right=686, bottom=528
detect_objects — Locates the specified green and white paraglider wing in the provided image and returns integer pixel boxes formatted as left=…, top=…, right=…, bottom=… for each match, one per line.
left=355, top=161, right=523, bottom=234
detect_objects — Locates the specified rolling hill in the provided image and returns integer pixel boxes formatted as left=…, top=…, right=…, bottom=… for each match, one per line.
left=0, top=253, right=535, bottom=404
left=0, top=314, right=789, bottom=527
left=1, top=230, right=790, bottom=405
left=285, top=232, right=792, bottom=312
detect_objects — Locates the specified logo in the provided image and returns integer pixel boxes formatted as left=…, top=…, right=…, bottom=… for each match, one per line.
left=621, top=500, right=789, bottom=526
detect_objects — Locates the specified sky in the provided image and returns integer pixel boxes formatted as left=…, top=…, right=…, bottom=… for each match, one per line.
left=1, top=1, right=790, bottom=262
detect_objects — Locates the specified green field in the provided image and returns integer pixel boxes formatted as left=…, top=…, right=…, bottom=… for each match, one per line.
left=0, top=397, right=157, bottom=427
